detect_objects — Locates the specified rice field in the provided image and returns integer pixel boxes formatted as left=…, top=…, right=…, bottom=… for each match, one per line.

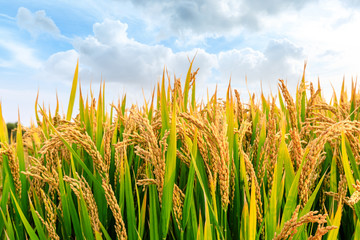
left=1, top=60, right=360, bottom=239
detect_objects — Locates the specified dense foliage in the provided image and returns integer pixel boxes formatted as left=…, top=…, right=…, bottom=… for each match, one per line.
left=1, top=60, right=359, bottom=239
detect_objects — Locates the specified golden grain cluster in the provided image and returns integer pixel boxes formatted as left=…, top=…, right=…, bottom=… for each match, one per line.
left=1, top=60, right=360, bottom=239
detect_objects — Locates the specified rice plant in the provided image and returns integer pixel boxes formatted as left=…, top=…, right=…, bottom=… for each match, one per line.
left=1, top=60, right=360, bottom=239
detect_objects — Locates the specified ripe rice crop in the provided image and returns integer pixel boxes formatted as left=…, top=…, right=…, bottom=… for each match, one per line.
left=0, top=60, right=360, bottom=239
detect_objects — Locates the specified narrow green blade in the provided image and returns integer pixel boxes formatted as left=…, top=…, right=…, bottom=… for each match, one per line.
left=10, top=191, right=39, bottom=240
left=66, top=59, right=79, bottom=121
left=160, top=103, right=177, bottom=239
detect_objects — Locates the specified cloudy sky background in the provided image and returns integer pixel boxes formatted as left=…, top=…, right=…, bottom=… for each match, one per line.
left=1, top=0, right=360, bottom=125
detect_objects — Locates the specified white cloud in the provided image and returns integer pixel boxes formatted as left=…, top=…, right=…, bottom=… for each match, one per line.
left=39, top=19, right=304, bottom=98
left=257, top=0, right=360, bottom=98
left=341, top=0, right=360, bottom=8
left=93, top=18, right=130, bottom=45
left=16, top=7, right=61, bottom=37
left=39, top=50, right=79, bottom=83
left=118, top=0, right=317, bottom=44
left=0, top=13, right=16, bottom=21
left=218, top=48, right=266, bottom=81
left=217, top=39, right=304, bottom=92
left=0, top=38, right=41, bottom=69
left=73, top=32, right=171, bottom=86
left=4, top=0, right=360, bottom=125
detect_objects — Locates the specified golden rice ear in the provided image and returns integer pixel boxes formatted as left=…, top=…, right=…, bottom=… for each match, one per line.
left=2, top=60, right=354, bottom=239
left=279, top=79, right=297, bottom=130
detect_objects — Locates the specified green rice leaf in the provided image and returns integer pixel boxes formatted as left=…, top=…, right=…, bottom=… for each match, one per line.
left=279, top=129, right=294, bottom=194
left=240, top=201, right=249, bottom=240
left=183, top=57, right=194, bottom=111
left=265, top=163, right=278, bottom=240
left=79, top=195, right=95, bottom=240
left=148, top=164, right=160, bottom=240
left=67, top=191, right=84, bottom=240
left=66, top=59, right=79, bottom=121
left=341, top=132, right=356, bottom=193
left=100, top=222, right=112, bottom=240
left=0, top=103, right=8, bottom=143
left=0, top=175, right=10, bottom=233
left=58, top=162, right=72, bottom=238
left=160, top=103, right=177, bottom=239
left=204, top=195, right=213, bottom=240
left=249, top=176, right=257, bottom=240
left=354, top=220, right=360, bottom=240
left=10, top=191, right=39, bottom=240
left=280, top=162, right=302, bottom=229
left=16, top=118, right=29, bottom=216
left=327, top=202, right=342, bottom=240
left=124, top=157, right=137, bottom=239
left=160, top=69, right=169, bottom=137
left=182, top=132, right=197, bottom=230
left=29, top=199, right=47, bottom=240
left=1, top=208, right=15, bottom=240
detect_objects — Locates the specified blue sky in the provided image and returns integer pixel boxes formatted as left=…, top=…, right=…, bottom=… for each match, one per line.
left=1, top=0, right=360, bottom=125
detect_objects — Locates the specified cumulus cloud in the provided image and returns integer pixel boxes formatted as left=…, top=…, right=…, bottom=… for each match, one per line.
left=73, top=20, right=172, bottom=86
left=16, top=7, right=61, bottom=37
left=245, top=0, right=315, bottom=14
left=218, top=39, right=304, bottom=89
left=218, top=48, right=266, bottom=79
left=120, top=0, right=316, bottom=41
left=67, top=19, right=212, bottom=87
left=93, top=19, right=130, bottom=45
left=341, top=0, right=360, bottom=8
left=40, top=18, right=304, bottom=96
left=39, top=50, right=79, bottom=83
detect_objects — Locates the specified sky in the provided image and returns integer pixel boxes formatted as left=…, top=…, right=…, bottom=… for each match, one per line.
left=1, top=0, right=360, bottom=125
